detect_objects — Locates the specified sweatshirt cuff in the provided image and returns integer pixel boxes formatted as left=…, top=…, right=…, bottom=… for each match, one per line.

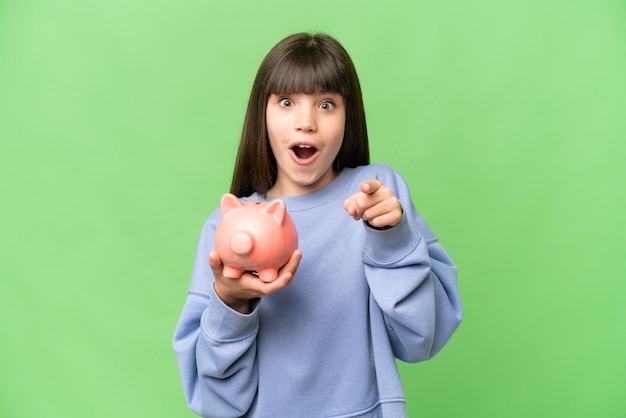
left=363, top=212, right=421, bottom=265
left=201, top=285, right=259, bottom=342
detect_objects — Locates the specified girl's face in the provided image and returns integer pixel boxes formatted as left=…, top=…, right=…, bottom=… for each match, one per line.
left=266, top=92, right=345, bottom=196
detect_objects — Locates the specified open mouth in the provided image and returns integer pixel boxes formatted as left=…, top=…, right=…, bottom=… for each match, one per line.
left=292, top=144, right=317, bottom=160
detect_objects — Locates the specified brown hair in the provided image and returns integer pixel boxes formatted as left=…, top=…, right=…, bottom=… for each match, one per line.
left=230, top=32, right=370, bottom=197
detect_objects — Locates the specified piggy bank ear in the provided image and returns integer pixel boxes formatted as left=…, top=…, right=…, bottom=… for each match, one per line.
left=220, top=193, right=243, bottom=216
left=264, top=199, right=286, bottom=224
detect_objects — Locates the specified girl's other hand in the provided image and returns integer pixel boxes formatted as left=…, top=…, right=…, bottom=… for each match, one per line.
left=209, top=249, right=302, bottom=314
left=343, top=180, right=402, bottom=229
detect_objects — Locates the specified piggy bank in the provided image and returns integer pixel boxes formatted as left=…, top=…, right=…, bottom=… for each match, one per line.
left=214, top=193, right=298, bottom=283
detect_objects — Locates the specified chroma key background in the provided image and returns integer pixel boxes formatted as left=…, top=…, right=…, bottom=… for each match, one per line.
left=1, top=0, right=624, bottom=417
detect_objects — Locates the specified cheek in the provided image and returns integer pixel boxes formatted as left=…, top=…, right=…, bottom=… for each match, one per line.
left=327, top=130, right=345, bottom=163
left=266, top=109, right=288, bottom=141
left=267, top=131, right=281, bottom=158
left=333, top=120, right=346, bottom=148
left=335, top=112, right=346, bottom=138
left=265, top=118, right=279, bottom=148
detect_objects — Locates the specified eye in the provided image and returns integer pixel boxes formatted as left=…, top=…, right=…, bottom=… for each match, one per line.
left=278, top=97, right=294, bottom=107
left=319, top=100, right=336, bottom=110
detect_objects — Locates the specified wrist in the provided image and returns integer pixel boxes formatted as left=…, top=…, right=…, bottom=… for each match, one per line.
left=213, top=283, right=250, bottom=314
left=364, top=221, right=393, bottom=230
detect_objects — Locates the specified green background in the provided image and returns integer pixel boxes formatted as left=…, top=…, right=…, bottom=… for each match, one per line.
left=1, top=0, right=624, bottom=417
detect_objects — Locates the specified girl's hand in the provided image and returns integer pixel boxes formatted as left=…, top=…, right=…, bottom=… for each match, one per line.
left=343, top=180, right=403, bottom=229
left=209, top=249, right=302, bottom=314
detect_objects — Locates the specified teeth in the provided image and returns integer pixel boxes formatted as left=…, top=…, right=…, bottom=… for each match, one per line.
left=296, top=145, right=312, bottom=148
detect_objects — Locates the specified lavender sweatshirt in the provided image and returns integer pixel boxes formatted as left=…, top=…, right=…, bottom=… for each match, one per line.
left=173, top=164, right=462, bottom=417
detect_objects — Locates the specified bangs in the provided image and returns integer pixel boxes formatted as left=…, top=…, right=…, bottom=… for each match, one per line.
left=264, top=50, right=349, bottom=96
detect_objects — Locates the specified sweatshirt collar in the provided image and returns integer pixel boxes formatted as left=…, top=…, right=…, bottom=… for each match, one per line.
left=246, top=167, right=357, bottom=212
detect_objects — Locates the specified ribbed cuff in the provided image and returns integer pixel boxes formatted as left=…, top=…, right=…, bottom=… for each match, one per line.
left=201, top=285, right=259, bottom=342
left=363, top=212, right=421, bottom=265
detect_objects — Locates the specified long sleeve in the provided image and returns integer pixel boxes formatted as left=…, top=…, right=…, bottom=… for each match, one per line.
left=362, top=171, right=462, bottom=363
left=172, top=217, right=260, bottom=418
left=172, top=165, right=462, bottom=417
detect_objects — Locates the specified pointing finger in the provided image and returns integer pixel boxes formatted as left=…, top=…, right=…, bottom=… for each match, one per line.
left=360, top=180, right=381, bottom=194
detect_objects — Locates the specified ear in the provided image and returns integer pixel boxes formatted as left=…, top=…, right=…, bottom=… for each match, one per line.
left=220, top=193, right=243, bottom=216
left=264, top=199, right=286, bottom=224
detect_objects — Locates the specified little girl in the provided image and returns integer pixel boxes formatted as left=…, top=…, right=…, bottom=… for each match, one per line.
left=173, top=32, right=462, bottom=418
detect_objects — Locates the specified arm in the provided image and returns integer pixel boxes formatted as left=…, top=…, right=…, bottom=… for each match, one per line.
left=172, top=217, right=302, bottom=417
left=344, top=173, right=462, bottom=362
left=173, top=290, right=260, bottom=417
left=363, top=212, right=461, bottom=362
left=172, top=219, right=260, bottom=418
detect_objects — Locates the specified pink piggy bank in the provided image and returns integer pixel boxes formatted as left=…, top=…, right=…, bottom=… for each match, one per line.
left=214, top=193, right=298, bottom=283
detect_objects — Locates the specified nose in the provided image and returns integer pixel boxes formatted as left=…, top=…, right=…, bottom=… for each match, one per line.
left=294, top=107, right=317, bottom=132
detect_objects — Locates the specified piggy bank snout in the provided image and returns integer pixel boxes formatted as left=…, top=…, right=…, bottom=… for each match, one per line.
left=230, top=231, right=254, bottom=256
